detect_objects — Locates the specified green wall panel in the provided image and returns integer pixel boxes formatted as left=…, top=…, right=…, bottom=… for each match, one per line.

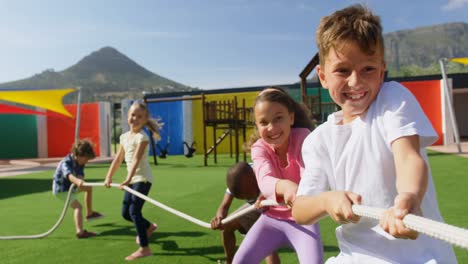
left=0, top=115, right=38, bottom=159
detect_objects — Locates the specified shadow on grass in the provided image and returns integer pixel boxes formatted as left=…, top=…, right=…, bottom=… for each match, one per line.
left=0, top=178, right=51, bottom=200
left=94, top=223, right=207, bottom=240
left=92, top=222, right=220, bottom=261
left=92, top=223, right=135, bottom=237
left=323, top=245, right=340, bottom=252
left=151, top=241, right=339, bottom=262
left=152, top=243, right=224, bottom=262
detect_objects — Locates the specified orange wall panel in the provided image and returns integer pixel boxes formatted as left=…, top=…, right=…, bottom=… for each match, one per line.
left=401, top=80, right=442, bottom=145
left=47, top=103, right=101, bottom=157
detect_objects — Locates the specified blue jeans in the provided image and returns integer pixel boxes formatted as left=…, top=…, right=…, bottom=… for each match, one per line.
left=122, top=181, right=152, bottom=247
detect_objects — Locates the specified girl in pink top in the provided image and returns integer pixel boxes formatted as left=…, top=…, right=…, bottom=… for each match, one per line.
left=233, top=87, right=323, bottom=264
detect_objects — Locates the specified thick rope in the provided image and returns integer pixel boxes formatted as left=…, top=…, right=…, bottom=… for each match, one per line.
left=0, top=182, right=264, bottom=240
left=87, top=182, right=468, bottom=250
left=2, top=182, right=468, bottom=250
left=0, top=184, right=75, bottom=240
left=221, top=200, right=280, bottom=224
left=84, top=182, right=277, bottom=228
left=87, top=182, right=212, bottom=228
left=227, top=201, right=468, bottom=249
left=352, top=204, right=468, bottom=249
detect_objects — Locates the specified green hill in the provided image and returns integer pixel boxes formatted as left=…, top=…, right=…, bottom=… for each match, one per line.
left=0, top=22, right=466, bottom=102
left=384, top=22, right=468, bottom=77
left=0, top=47, right=195, bottom=102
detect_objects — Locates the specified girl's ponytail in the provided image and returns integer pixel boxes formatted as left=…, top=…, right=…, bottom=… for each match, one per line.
left=130, top=101, right=164, bottom=140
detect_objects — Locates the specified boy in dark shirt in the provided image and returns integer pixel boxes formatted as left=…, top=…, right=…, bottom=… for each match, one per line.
left=52, top=139, right=104, bottom=238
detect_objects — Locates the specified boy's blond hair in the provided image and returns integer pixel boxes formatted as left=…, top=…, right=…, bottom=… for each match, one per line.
left=316, top=4, right=384, bottom=67
left=71, top=139, right=96, bottom=159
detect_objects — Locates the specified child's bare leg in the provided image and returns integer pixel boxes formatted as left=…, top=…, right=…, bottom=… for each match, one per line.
left=265, top=252, right=281, bottom=264
left=70, top=200, right=83, bottom=234
left=79, top=185, right=93, bottom=216
left=221, top=221, right=242, bottom=264
left=221, top=230, right=236, bottom=263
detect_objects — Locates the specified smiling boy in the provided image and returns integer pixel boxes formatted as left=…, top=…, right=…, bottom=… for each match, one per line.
left=292, top=4, right=457, bottom=263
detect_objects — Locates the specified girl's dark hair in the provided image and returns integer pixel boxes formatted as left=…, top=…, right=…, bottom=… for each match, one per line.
left=130, top=101, right=164, bottom=140
left=246, top=87, right=314, bottom=149
left=71, top=139, right=96, bottom=159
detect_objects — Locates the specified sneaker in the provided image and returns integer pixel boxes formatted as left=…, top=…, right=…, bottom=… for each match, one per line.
left=136, top=223, right=158, bottom=244
left=76, top=230, right=97, bottom=239
left=86, top=211, right=104, bottom=222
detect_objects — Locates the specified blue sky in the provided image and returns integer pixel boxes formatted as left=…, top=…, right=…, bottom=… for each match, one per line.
left=0, top=0, right=467, bottom=90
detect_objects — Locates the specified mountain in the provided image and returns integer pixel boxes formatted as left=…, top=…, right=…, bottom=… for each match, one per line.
left=0, top=22, right=466, bottom=101
left=0, top=47, right=195, bottom=102
left=304, top=22, right=468, bottom=81
left=384, top=22, right=468, bottom=76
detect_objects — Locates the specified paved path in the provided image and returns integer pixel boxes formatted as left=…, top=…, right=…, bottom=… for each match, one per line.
left=0, top=142, right=466, bottom=178
left=0, top=157, right=114, bottom=178
left=427, top=142, right=468, bottom=158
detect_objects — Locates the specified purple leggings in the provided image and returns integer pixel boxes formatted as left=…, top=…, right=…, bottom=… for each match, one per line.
left=232, top=214, right=323, bottom=264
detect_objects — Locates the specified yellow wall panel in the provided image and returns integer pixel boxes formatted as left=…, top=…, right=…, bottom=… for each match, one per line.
left=192, top=91, right=259, bottom=155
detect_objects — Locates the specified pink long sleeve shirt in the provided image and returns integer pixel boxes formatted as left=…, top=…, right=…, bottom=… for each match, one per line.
left=251, top=127, right=311, bottom=220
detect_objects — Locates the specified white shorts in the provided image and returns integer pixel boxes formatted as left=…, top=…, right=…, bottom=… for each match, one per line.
left=53, top=191, right=78, bottom=205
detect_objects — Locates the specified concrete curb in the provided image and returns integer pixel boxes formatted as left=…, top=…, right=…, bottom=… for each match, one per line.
left=0, top=156, right=115, bottom=177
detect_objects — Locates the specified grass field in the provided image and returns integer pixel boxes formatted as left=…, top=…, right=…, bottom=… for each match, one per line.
left=0, top=151, right=467, bottom=263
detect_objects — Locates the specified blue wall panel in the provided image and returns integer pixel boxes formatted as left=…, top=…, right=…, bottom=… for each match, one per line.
left=147, top=100, right=184, bottom=156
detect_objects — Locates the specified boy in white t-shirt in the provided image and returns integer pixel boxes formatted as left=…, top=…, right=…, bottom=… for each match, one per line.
left=292, top=4, right=457, bottom=263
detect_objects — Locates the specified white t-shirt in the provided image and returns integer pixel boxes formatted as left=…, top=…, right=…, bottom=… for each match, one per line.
left=120, top=131, right=153, bottom=184
left=298, top=81, right=457, bottom=263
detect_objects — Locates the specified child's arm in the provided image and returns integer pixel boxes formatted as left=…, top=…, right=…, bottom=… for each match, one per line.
left=393, top=135, right=427, bottom=206
left=275, top=179, right=298, bottom=208
left=104, top=146, right=125, bottom=188
left=251, top=146, right=288, bottom=203
left=67, top=173, right=85, bottom=187
left=210, top=192, right=234, bottom=230
left=381, top=135, right=427, bottom=239
left=293, top=191, right=361, bottom=225
left=120, top=141, right=149, bottom=186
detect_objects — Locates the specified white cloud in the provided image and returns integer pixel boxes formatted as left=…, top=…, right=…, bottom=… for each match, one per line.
left=442, top=0, right=468, bottom=11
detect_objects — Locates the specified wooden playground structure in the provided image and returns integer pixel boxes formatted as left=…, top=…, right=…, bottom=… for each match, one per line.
left=202, top=95, right=255, bottom=166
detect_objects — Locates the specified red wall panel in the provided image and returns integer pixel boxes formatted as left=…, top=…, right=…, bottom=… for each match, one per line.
left=47, top=103, right=101, bottom=157
left=401, top=80, right=443, bottom=145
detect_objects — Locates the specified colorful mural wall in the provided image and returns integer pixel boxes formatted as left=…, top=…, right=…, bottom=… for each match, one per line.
left=134, top=78, right=458, bottom=160
left=0, top=102, right=111, bottom=159
left=46, top=102, right=111, bottom=158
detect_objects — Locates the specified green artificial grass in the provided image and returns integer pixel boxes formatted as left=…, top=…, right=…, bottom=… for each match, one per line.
left=0, top=152, right=467, bottom=263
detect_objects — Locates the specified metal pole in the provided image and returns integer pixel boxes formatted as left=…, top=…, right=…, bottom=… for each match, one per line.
left=74, top=87, right=82, bottom=143
left=113, top=103, right=119, bottom=154
left=439, top=58, right=462, bottom=153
